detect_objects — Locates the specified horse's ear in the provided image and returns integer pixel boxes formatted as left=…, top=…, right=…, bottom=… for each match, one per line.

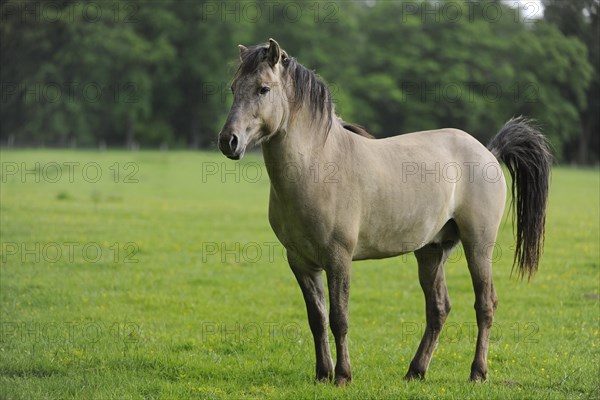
left=238, top=44, right=248, bottom=61
left=281, top=50, right=289, bottom=65
left=267, top=38, right=281, bottom=67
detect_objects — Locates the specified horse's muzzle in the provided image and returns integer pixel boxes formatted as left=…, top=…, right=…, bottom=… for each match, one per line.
left=218, top=131, right=244, bottom=160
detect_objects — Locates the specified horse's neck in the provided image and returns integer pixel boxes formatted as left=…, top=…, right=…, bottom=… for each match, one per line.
left=262, top=125, right=325, bottom=167
left=261, top=119, right=345, bottom=188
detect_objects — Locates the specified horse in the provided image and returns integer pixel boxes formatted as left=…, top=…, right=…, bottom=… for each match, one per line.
left=218, top=39, right=551, bottom=386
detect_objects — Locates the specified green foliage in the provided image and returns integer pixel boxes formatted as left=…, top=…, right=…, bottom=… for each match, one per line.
left=542, top=0, right=599, bottom=162
left=1, top=150, right=598, bottom=398
left=0, top=0, right=596, bottom=162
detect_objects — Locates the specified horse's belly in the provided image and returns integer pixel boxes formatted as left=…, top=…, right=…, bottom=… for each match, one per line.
left=352, top=216, right=441, bottom=260
left=352, top=182, right=453, bottom=260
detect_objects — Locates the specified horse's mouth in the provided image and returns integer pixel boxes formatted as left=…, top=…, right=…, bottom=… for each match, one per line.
left=223, top=147, right=245, bottom=160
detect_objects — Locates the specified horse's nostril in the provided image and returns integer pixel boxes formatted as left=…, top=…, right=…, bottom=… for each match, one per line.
left=219, top=132, right=239, bottom=154
left=229, top=134, right=238, bottom=151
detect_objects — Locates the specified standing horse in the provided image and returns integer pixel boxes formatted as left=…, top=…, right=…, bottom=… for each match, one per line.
left=218, top=39, right=551, bottom=385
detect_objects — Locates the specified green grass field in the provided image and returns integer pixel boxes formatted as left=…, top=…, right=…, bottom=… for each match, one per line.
left=1, top=150, right=598, bottom=399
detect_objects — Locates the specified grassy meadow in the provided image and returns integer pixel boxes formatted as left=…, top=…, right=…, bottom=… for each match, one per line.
left=0, top=150, right=598, bottom=399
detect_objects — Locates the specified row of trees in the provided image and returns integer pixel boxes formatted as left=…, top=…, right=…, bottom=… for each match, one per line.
left=1, top=0, right=597, bottom=163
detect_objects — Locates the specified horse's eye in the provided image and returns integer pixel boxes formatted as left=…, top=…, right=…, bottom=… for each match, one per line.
left=259, top=86, right=270, bottom=95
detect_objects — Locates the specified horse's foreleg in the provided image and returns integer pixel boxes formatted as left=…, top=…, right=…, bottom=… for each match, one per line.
left=464, top=241, right=498, bottom=382
left=326, top=267, right=352, bottom=386
left=289, top=255, right=334, bottom=382
left=405, top=243, right=452, bottom=380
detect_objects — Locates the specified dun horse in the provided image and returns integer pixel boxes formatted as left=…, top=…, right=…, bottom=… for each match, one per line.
left=218, top=39, right=551, bottom=385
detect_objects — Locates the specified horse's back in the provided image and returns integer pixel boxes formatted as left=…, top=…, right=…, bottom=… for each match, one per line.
left=382, top=128, right=491, bottom=159
left=376, top=128, right=503, bottom=183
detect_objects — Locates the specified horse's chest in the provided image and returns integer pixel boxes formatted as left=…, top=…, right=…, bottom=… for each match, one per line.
left=268, top=196, right=331, bottom=258
left=269, top=200, right=318, bottom=238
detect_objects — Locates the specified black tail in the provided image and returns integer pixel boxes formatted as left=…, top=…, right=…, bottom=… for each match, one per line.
left=488, top=117, right=552, bottom=280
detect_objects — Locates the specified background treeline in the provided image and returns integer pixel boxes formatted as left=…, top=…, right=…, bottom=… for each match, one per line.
left=1, top=0, right=597, bottom=163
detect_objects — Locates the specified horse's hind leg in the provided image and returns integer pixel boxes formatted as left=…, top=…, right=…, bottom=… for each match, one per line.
left=405, top=240, right=456, bottom=380
left=463, top=239, right=499, bottom=381
left=288, top=253, right=334, bottom=382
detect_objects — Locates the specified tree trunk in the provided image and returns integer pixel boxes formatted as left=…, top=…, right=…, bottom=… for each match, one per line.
left=126, top=115, right=138, bottom=150
left=190, top=114, right=200, bottom=150
left=577, top=114, right=590, bottom=164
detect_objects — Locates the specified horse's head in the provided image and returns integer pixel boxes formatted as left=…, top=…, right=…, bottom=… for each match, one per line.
left=219, top=39, right=290, bottom=160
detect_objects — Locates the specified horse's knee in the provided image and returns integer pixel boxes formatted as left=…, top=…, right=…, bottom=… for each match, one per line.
left=474, top=302, right=495, bottom=327
left=329, top=316, right=348, bottom=338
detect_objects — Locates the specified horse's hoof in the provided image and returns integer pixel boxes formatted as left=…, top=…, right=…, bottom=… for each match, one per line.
left=469, top=370, right=487, bottom=382
left=315, top=372, right=333, bottom=384
left=404, top=369, right=425, bottom=381
left=334, top=374, right=352, bottom=387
